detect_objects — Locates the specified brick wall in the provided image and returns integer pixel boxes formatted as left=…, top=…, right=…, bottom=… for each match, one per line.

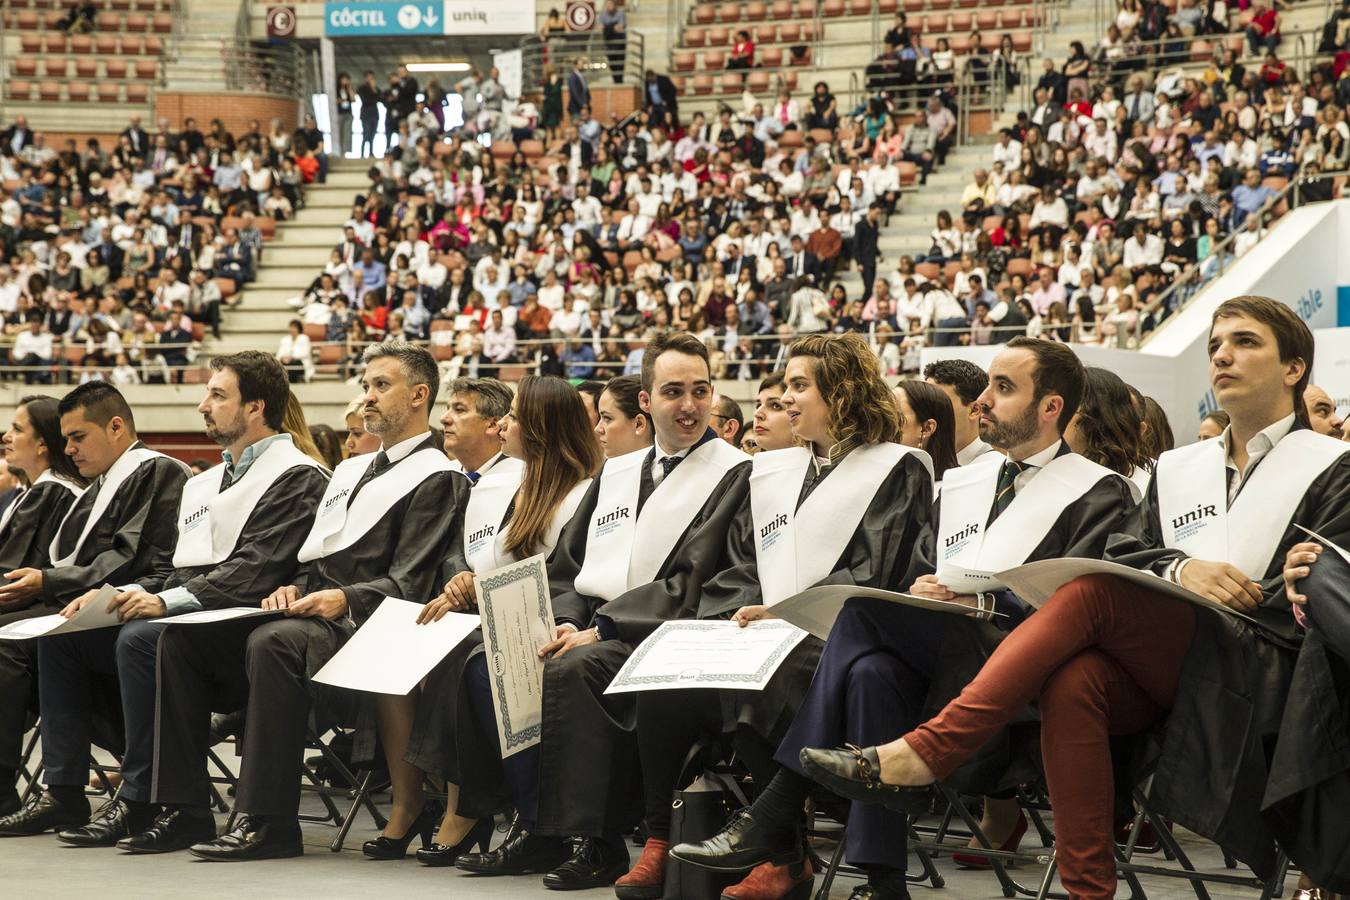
left=154, top=92, right=304, bottom=136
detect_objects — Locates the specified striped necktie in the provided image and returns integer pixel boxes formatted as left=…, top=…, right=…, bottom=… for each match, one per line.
left=988, top=459, right=1026, bottom=526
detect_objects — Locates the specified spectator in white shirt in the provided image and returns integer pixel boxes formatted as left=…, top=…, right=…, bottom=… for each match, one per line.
left=991, top=129, right=1023, bottom=170
left=11, top=319, right=53, bottom=384
left=1123, top=221, right=1165, bottom=274
left=276, top=319, right=313, bottom=383
left=417, top=247, right=448, bottom=290
left=482, top=309, right=517, bottom=365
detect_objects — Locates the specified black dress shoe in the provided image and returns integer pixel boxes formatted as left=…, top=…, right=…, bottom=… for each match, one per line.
left=118, top=808, right=218, bottom=854
left=416, top=817, right=493, bottom=866
left=798, top=745, right=934, bottom=814
left=189, top=815, right=303, bottom=861
left=668, top=810, right=800, bottom=872
left=0, top=790, right=20, bottom=818
left=456, top=817, right=569, bottom=875
left=57, top=798, right=159, bottom=847
left=542, top=836, right=630, bottom=890
left=0, top=791, right=90, bottom=837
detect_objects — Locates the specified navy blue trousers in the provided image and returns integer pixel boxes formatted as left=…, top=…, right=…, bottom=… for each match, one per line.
left=775, top=598, right=953, bottom=868
left=465, top=651, right=541, bottom=828
left=38, top=620, right=166, bottom=803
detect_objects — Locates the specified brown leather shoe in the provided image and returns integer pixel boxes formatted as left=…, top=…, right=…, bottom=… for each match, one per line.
left=614, top=837, right=669, bottom=900
left=720, top=857, right=814, bottom=900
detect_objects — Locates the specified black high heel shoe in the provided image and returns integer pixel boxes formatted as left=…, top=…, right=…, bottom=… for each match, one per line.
left=363, top=803, right=438, bottom=859
left=416, top=817, right=494, bottom=867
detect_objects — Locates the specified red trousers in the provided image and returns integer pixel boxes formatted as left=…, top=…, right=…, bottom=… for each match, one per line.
left=906, top=574, right=1197, bottom=900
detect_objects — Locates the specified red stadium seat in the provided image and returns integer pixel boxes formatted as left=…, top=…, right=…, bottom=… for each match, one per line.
left=120, top=35, right=144, bottom=54
left=96, top=34, right=117, bottom=54
left=6, top=80, right=35, bottom=101
left=144, top=36, right=163, bottom=54
left=106, top=58, right=128, bottom=78
left=795, top=0, right=814, bottom=17
left=684, top=26, right=707, bottom=46
left=14, top=58, right=38, bottom=77
left=20, top=35, right=42, bottom=54
left=822, top=0, right=846, bottom=16
left=719, top=3, right=742, bottom=23
left=761, top=46, right=783, bottom=67
left=97, top=82, right=121, bottom=102
left=771, top=0, right=792, bottom=19
left=675, top=51, right=697, bottom=71
left=720, top=72, right=743, bottom=93
left=746, top=1, right=768, bottom=20
left=153, top=12, right=172, bottom=32
left=44, top=58, right=68, bottom=78
left=76, top=57, right=98, bottom=77
left=71, top=34, right=93, bottom=53
left=694, top=2, right=716, bottom=23
left=135, top=59, right=158, bottom=79
left=127, top=83, right=149, bottom=102
left=693, top=73, right=714, bottom=93
left=951, top=11, right=971, bottom=30
left=38, top=80, right=61, bottom=102
left=756, top=24, right=777, bottom=43
left=69, top=81, right=93, bottom=102
left=709, top=25, right=730, bottom=44
left=850, top=0, right=871, bottom=14
left=779, top=22, right=801, bottom=41
left=748, top=70, right=770, bottom=92
left=125, top=12, right=149, bottom=31
left=704, top=49, right=726, bottom=69
left=46, top=34, right=67, bottom=53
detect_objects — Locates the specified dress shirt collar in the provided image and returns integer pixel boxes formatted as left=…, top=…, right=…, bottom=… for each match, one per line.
left=221, top=433, right=291, bottom=482
left=956, top=436, right=993, bottom=466
left=381, top=430, right=432, bottom=463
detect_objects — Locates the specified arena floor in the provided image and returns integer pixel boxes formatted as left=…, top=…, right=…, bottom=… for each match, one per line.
left=0, top=791, right=1277, bottom=900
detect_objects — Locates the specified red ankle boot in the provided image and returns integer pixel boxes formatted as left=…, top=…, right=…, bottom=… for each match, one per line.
left=720, top=856, right=815, bottom=900
left=615, top=837, right=669, bottom=900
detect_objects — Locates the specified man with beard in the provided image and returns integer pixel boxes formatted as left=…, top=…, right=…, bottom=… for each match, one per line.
left=673, top=337, right=1136, bottom=899
left=1304, top=384, right=1344, bottom=439
left=0, top=353, right=331, bottom=849
left=152, top=341, right=466, bottom=861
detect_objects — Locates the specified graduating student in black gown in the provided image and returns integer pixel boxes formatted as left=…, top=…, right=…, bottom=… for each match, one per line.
left=366, top=376, right=600, bottom=865
left=0, top=397, right=88, bottom=813
left=0, top=384, right=188, bottom=834
left=453, top=332, right=751, bottom=890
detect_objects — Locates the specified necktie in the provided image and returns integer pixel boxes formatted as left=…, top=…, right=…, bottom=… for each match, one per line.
left=465, top=470, right=481, bottom=485
left=1131, top=94, right=1141, bottom=119
left=348, top=451, right=390, bottom=507
left=988, top=459, right=1027, bottom=526
left=659, top=455, right=682, bottom=478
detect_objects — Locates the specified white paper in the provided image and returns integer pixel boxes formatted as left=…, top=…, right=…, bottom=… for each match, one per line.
left=934, top=564, right=1005, bottom=594
left=161, top=607, right=285, bottom=625
left=994, top=557, right=1261, bottom=625
left=312, top=598, right=478, bottom=695
left=769, top=584, right=995, bottom=641
left=476, top=554, right=555, bottom=758
left=1297, top=525, right=1350, bottom=565
left=0, top=585, right=122, bottom=641
left=606, top=620, right=810, bottom=694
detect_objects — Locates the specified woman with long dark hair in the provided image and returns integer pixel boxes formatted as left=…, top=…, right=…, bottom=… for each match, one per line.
left=894, top=379, right=959, bottom=481
left=618, top=334, right=936, bottom=900
left=1063, top=368, right=1153, bottom=489
left=379, top=377, right=601, bottom=865
left=0, top=396, right=89, bottom=808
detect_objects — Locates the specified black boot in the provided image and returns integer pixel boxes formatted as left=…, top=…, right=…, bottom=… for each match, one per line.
left=542, top=834, right=630, bottom=890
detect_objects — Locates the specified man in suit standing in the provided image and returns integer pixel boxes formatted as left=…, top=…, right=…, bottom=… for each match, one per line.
left=854, top=202, right=883, bottom=302
left=786, top=235, right=820, bottom=289
left=567, top=58, right=590, bottom=120
left=121, top=115, right=150, bottom=159
left=1, top=118, right=32, bottom=155
left=643, top=69, right=679, bottom=130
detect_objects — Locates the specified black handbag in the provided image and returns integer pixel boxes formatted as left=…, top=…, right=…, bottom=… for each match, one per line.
left=663, top=746, right=752, bottom=900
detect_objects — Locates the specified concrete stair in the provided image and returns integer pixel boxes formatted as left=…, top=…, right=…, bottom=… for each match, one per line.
left=203, top=162, right=366, bottom=354
left=162, top=0, right=240, bottom=92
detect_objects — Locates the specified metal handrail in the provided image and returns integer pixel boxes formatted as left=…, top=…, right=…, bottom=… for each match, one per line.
left=520, top=32, right=646, bottom=93
left=1133, top=168, right=1350, bottom=347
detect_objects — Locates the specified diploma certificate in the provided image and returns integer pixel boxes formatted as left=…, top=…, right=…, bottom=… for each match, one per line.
left=312, top=598, right=479, bottom=695
left=605, top=620, right=810, bottom=694
left=476, top=554, right=555, bottom=758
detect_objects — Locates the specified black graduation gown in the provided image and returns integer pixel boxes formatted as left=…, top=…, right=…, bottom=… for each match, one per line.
left=697, top=451, right=935, bottom=744
left=1263, top=547, right=1350, bottom=891
left=41, top=452, right=189, bottom=605
left=908, top=464, right=1137, bottom=792
left=530, top=452, right=752, bottom=836
left=0, top=480, right=80, bottom=621
left=1105, top=447, right=1350, bottom=880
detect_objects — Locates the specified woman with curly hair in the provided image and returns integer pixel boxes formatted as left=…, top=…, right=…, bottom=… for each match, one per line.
left=616, top=333, right=937, bottom=900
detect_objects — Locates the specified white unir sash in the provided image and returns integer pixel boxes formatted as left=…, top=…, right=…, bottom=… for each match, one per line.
left=474, top=477, right=592, bottom=573
left=298, top=446, right=455, bottom=563
left=463, top=456, right=526, bottom=572
left=0, top=469, right=84, bottom=536
left=172, top=440, right=327, bottom=569
left=753, top=443, right=925, bottom=606
left=937, top=452, right=1120, bottom=576
left=49, top=446, right=166, bottom=567
left=1156, top=429, right=1348, bottom=579
left=574, top=438, right=749, bottom=602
